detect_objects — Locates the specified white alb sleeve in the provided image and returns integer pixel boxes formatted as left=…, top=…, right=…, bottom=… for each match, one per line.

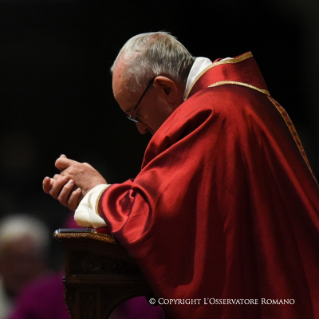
left=74, top=184, right=110, bottom=228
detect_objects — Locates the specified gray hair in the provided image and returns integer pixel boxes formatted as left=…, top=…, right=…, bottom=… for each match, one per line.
left=0, top=214, right=50, bottom=255
left=111, top=32, right=195, bottom=93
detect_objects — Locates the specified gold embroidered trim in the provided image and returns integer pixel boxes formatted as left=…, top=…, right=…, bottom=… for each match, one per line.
left=95, top=185, right=109, bottom=216
left=54, top=231, right=116, bottom=244
left=211, top=52, right=253, bottom=67
left=205, top=81, right=316, bottom=182
left=208, top=81, right=270, bottom=96
left=184, top=52, right=253, bottom=100
left=267, top=96, right=317, bottom=183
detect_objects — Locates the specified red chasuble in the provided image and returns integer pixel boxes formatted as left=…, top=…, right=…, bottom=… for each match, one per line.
left=98, top=53, right=319, bottom=319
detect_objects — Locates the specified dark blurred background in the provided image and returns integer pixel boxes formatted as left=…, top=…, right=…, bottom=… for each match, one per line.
left=0, top=0, right=318, bottom=267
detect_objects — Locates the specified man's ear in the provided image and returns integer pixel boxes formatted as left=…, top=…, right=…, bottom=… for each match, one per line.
left=154, top=76, right=178, bottom=103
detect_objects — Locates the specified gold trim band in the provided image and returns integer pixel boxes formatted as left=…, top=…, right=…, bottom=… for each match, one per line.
left=208, top=81, right=270, bottom=96
left=267, top=96, right=317, bottom=183
left=210, top=52, right=253, bottom=67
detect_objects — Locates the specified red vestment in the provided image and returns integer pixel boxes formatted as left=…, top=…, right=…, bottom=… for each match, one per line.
left=99, top=53, right=319, bottom=318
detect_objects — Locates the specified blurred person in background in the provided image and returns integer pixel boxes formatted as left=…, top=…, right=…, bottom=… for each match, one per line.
left=8, top=272, right=70, bottom=319
left=6, top=214, right=77, bottom=319
left=0, top=214, right=49, bottom=319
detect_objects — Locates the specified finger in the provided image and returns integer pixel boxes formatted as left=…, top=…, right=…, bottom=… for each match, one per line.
left=57, top=179, right=75, bottom=206
left=68, top=188, right=82, bottom=211
left=53, top=174, right=63, bottom=180
left=49, top=175, right=69, bottom=199
left=43, top=177, right=53, bottom=194
left=55, top=157, right=78, bottom=171
left=60, top=154, right=67, bottom=158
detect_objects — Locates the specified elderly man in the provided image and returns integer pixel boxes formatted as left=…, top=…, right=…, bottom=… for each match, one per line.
left=0, top=214, right=50, bottom=319
left=43, top=32, right=319, bottom=319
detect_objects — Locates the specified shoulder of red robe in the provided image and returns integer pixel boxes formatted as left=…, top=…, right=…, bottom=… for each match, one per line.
left=184, top=51, right=317, bottom=183
left=185, top=52, right=269, bottom=100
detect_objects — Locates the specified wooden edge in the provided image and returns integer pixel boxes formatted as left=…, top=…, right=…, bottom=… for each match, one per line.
left=54, top=229, right=116, bottom=244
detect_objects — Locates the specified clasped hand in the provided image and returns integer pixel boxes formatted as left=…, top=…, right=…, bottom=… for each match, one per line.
left=43, top=155, right=107, bottom=211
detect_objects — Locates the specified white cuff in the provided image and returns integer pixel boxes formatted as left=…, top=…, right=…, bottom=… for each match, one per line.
left=74, top=184, right=110, bottom=228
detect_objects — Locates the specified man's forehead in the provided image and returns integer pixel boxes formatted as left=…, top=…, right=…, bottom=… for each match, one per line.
left=112, top=62, right=127, bottom=93
left=112, top=61, right=126, bottom=87
left=112, top=62, right=136, bottom=112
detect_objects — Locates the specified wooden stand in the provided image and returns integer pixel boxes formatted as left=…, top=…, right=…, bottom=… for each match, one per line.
left=54, top=229, right=154, bottom=319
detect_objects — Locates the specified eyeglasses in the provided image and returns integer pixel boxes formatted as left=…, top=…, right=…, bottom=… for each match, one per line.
left=126, top=77, right=155, bottom=123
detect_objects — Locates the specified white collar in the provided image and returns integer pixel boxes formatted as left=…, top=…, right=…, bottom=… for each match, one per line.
left=183, top=57, right=233, bottom=99
left=183, top=57, right=212, bottom=99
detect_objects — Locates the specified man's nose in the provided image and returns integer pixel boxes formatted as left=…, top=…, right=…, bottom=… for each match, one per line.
left=136, top=122, right=149, bottom=134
